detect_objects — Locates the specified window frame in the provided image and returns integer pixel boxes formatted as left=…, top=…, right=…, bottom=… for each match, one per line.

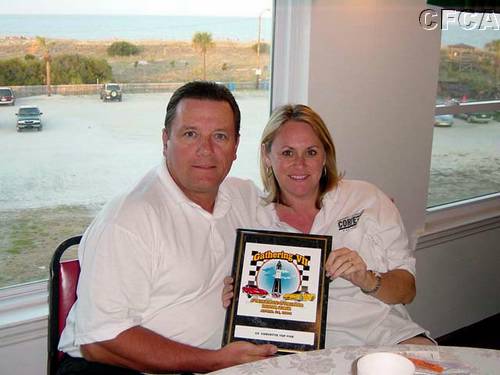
left=424, top=6, right=500, bottom=239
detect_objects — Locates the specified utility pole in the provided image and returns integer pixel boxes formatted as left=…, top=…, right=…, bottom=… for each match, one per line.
left=256, top=8, right=270, bottom=90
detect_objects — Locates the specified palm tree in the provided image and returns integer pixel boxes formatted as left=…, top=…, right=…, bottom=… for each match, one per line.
left=34, top=36, right=53, bottom=96
left=192, top=32, right=214, bottom=80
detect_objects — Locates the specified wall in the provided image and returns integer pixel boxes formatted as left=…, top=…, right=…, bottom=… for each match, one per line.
left=409, top=226, right=500, bottom=338
left=0, top=336, right=46, bottom=374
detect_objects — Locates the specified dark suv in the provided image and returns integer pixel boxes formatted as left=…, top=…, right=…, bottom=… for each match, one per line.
left=16, top=106, right=43, bottom=132
left=100, top=83, right=122, bottom=102
left=0, top=87, right=15, bottom=106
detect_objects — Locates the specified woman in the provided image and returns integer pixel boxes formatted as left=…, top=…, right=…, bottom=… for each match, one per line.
left=225, top=104, right=433, bottom=346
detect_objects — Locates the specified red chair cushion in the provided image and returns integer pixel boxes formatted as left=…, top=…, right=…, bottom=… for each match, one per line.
left=57, top=259, right=80, bottom=361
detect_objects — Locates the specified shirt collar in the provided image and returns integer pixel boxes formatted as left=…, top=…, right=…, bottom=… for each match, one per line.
left=156, top=161, right=232, bottom=219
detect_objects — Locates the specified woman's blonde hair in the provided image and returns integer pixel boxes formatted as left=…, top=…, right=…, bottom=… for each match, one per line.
left=260, top=104, right=341, bottom=208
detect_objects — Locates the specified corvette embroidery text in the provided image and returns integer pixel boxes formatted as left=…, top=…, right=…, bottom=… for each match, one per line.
left=338, top=211, right=364, bottom=231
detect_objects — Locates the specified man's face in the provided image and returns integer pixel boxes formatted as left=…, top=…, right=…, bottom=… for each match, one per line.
left=163, top=98, right=238, bottom=209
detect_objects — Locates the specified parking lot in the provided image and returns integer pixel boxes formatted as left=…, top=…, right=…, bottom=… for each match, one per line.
left=429, top=115, right=500, bottom=206
left=0, top=92, right=270, bottom=210
left=1, top=93, right=499, bottom=210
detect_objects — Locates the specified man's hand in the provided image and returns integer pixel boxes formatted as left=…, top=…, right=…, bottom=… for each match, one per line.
left=82, top=326, right=277, bottom=373
left=215, top=341, right=277, bottom=369
left=222, top=276, right=234, bottom=308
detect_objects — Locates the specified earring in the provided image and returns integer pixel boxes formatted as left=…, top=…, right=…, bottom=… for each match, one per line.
left=322, top=165, right=327, bottom=177
left=266, top=166, right=273, bottom=177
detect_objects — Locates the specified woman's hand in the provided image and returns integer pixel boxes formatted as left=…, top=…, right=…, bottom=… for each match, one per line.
left=325, top=247, right=372, bottom=290
left=222, top=276, right=234, bottom=308
left=326, top=247, right=416, bottom=304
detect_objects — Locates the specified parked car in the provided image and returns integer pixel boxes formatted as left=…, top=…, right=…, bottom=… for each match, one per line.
left=16, top=106, right=43, bottom=132
left=434, top=114, right=453, bottom=127
left=455, top=112, right=493, bottom=124
left=242, top=284, right=268, bottom=298
left=283, top=291, right=316, bottom=302
left=100, top=83, right=122, bottom=102
left=0, top=87, right=15, bottom=106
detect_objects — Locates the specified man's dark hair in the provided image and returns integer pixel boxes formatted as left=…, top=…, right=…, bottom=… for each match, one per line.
left=164, top=81, right=241, bottom=136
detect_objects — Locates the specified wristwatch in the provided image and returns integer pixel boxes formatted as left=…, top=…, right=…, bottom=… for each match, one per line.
left=361, top=270, right=382, bottom=295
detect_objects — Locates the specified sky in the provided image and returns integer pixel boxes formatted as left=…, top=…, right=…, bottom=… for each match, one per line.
left=0, top=0, right=273, bottom=17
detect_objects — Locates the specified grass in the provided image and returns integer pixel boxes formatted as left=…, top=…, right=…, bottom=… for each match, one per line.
left=0, top=205, right=99, bottom=288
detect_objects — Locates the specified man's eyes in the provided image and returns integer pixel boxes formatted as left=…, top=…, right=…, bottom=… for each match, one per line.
left=181, top=130, right=230, bottom=141
left=214, top=133, right=229, bottom=140
left=183, top=130, right=197, bottom=138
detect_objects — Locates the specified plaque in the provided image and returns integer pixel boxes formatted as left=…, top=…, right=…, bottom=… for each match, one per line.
left=223, top=228, right=332, bottom=354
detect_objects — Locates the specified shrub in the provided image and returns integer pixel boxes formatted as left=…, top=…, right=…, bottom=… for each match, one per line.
left=252, top=42, right=271, bottom=54
left=51, top=55, right=113, bottom=84
left=0, top=58, right=44, bottom=85
left=107, top=41, right=141, bottom=56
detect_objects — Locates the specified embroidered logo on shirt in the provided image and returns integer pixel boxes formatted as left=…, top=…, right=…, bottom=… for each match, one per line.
left=337, top=210, right=364, bottom=231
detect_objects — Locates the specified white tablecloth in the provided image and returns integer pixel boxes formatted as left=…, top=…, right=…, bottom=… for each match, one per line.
left=209, top=345, right=500, bottom=375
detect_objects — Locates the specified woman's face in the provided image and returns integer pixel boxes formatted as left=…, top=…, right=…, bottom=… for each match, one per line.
left=264, top=120, right=326, bottom=205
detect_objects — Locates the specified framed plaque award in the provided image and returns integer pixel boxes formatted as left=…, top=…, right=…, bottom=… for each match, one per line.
left=223, top=229, right=332, bottom=354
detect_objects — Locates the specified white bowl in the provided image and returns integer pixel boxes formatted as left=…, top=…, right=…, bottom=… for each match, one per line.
left=357, top=352, right=415, bottom=375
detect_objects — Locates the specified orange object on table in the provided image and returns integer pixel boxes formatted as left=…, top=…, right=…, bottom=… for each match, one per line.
left=407, top=357, right=444, bottom=373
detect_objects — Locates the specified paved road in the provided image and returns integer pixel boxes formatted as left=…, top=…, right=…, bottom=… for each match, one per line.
left=0, top=92, right=270, bottom=210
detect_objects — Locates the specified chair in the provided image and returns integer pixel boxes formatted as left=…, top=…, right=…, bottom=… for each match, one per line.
left=47, top=235, right=82, bottom=375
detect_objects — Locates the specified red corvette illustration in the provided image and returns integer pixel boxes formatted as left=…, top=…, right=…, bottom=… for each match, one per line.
left=242, top=284, right=268, bottom=298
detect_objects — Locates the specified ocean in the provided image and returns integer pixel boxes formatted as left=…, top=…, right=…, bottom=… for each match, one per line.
left=0, top=14, right=498, bottom=48
left=0, top=14, right=273, bottom=42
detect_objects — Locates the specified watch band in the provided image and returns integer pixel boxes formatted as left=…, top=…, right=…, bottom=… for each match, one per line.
left=361, top=270, right=382, bottom=294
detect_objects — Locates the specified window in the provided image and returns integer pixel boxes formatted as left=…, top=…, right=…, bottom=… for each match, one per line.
left=0, top=1, right=274, bottom=289
left=429, top=9, right=500, bottom=208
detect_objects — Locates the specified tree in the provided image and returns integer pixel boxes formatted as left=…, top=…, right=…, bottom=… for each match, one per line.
left=192, top=32, right=214, bottom=80
left=485, top=40, right=500, bottom=92
left=33, top=37, right=54, bottom=96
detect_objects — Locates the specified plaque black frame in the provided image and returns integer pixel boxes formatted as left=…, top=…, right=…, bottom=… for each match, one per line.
left=222, top=228, right=332, bottom=354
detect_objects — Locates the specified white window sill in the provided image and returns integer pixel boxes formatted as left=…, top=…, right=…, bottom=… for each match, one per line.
left=418, top=192, right=500, bottom=249
left=0, top=281, right=48, bottom=346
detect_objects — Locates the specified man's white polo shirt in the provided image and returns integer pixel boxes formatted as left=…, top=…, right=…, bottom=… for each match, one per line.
left=59, top=163, right=259, bottom=357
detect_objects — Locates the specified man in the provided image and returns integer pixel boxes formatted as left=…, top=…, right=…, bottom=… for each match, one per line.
left=58, top=81, right=277, bottom=374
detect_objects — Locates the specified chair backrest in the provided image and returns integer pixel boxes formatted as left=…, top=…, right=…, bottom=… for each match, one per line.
left=47, top=235, right=82, bottom=375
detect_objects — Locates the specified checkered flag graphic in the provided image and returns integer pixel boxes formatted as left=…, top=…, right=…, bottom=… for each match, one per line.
left=248, top=251, right=311, bottom=292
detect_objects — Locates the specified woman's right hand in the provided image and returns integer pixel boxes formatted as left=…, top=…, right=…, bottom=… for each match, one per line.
left=222, top=276, right=234, bottom=308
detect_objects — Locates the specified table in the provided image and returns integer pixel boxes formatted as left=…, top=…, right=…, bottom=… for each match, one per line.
left=209, top=345, right=500, bottom=374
